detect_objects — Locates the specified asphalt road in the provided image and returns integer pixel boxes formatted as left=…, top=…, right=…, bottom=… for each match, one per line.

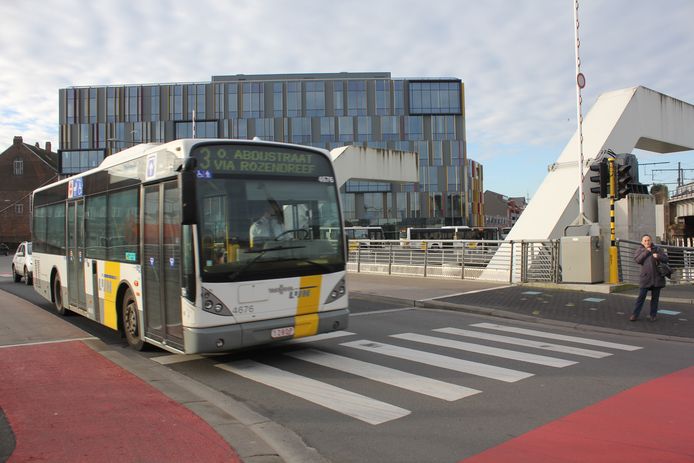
left=3, top=259, right=693, bottom=462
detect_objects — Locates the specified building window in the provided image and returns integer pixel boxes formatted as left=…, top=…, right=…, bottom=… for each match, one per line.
left=15, top=203, right=23, bottom=215
left=319, top=117, right=335, bottom=143
left=287, top=82, right=301, bottom=117
left=273, top=82, right=284, bottom=117
left=150, top=86, right=160, bottom=122
left=13, top=158, right=23, bottom=176
left=305, top=81, right=325, bottom=116
left=227, top=83, right=238, bottom=119
left=347, top=80, right=367, bottom=116
left=380, top=116, right=399, bottom=141
left=175, top=121, right=218, bottom=139
left=409, top=81, right=461, bottom=115
left=432, top=115, right=456, bottom=140
left=254, top=118, right=275, bottom=141
left=338, top=117, right=353, bottom=142
left=187, top=84, right=206, bottom=119
left=290, top=117, right=311, bottom=144
left=242, top=82, right=264, bottom=118
left=356, top=116, right=371, bottom=142
left=125, top=86, right=140, bottom=122
left=375, top=80, right=390, bottom=116
left=333, top=81, right=344, bottom=116
left=107, top=87, right=118, bottom=122
left=60, top=149, right=105, bottom=175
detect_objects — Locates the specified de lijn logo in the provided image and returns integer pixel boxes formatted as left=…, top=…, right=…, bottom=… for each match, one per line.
left=269, top=284, right=317, bottom=299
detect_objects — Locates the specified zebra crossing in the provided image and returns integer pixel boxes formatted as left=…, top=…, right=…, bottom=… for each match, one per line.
left=155, top=323, right=643, bottom=426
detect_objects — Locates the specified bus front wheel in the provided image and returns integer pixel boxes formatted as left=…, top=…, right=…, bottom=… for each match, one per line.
left=122, top=288, right=144, bottom=351
left=53, top=275, right=67, bottom=315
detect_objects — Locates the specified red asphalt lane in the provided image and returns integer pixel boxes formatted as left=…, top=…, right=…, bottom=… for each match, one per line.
left=461, top=365, right=694, bottom=463
left=0, top=341, right=240, bottom=463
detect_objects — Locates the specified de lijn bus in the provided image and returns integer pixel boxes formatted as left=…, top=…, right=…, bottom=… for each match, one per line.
left=31, top=139, right=349, bottom=354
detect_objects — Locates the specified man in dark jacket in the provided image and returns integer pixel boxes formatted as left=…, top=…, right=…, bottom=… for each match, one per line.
left=631, top=234, right=668, bottom=321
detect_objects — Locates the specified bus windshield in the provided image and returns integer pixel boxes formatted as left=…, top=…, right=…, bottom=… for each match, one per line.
left=193, top=146, right=344, bottom=283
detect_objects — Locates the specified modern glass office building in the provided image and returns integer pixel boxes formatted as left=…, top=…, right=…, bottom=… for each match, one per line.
left=58, top=72, right=484, bottom=227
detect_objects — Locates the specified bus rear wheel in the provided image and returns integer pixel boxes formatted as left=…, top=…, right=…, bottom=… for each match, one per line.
left=122, top=288, right=145, bottom=351
left=53, top=275, right=67, bottom=315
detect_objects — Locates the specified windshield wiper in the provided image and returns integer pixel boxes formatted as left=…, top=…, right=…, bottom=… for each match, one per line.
left=227, top=245, right=306, bottom=281
left=274, top=257, right=334, bottom=273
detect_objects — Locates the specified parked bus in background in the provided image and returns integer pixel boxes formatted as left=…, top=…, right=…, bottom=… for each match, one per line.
left=344, top=226, right=385, bottom=241
left=405, top=226, right=501, bottom=249
left=31, top=139, right=348, bottom=354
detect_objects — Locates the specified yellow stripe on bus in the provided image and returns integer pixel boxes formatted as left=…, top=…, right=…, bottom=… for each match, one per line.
left=103, top=261, right=120, bottom=330
left=294, top=275, right=322, bottom=338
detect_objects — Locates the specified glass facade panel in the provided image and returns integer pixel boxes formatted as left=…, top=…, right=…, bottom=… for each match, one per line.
left=333, top=80, right=344, bottom=116
left=381, top=116, right=399, bottom=141
left=356, top=116, right=371, bottom=142
left=305, top=81, right=325, bottom=116
left=242, top=82, right=263, bottom=118
left=273, top=82, right=283, bottom=117
left=151, top=86, right=160, bottom=121
left=107, top=87, right=117, bottom=122
left=409, top=81, right=461, bottom=115
left=287, top=82, right=301, bottom=117
left=255, top=118, right=274, bottom=140
left=227, top=83, right=238, bottom=118
left=347, top=80, right=366, bottom=116
left=291, top=117, right=311, bottom=144
left=320, top=117, right=334, bottom=142
left=125, top=86, right=139, bottom=122
left=172, top=85, right=183, bottom=120
left=338, top=117, right=353, bottom=142
left=375, top=80, right=390, bottom=116
left=405, top=116, right=423, bottom=141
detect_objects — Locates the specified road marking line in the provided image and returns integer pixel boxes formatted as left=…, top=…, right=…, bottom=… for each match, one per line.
left=471, top=323, right=642, bottom=351
left=522, top=291, right=543, bottom=295
left=658, top=310, right=681, bottom=316
left=433, top=328, right=611, bottom=358
left=350, top=308, right=414, bottom=317
left=284, top=330, right=356, bottom=343
left=216, top=360, right=410, bottom=425
left=0, top=337, right=98, bottom=349
left=420, top=285, right=513, bottom=301
left=341, top=340, right=533, bottom=383
left=391, top=333, right=576, bottom=368
left=583, top=297, right=605, bottom=303
left=286, top=348, right=480, bottom=401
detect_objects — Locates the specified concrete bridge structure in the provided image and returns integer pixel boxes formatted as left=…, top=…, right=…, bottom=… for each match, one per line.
left=507, top=86, right=694, bottom=241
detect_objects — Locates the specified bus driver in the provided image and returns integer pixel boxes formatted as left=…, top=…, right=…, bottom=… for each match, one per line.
left=249, top=199, right=285, bottom=247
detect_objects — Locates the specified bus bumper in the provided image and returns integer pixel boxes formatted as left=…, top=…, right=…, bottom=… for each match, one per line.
left=182, top=308, right=350, bottom=354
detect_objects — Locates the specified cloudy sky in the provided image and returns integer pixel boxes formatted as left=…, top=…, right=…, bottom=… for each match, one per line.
left=1, top=0, right=693, bottom=196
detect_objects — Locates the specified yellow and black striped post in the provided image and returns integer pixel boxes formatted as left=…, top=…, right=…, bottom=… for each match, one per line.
left=608, top=157, right=619, bottom=283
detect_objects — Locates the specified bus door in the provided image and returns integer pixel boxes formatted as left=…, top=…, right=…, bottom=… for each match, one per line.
left=67, top=200, right=86, bottom=309
left=143, top=181, right=183, bottom=350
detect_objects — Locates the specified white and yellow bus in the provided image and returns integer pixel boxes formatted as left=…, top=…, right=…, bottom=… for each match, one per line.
left=32, top=139, right=348, bottom=353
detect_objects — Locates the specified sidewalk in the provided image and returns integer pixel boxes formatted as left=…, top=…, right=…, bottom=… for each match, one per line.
left=348, top=272, right=694, bottom=341
left=0, top=289, right=278, bottom=463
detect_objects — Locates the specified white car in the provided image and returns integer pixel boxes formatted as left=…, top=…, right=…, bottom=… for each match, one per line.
left=12, top=241, right=33, bottom=285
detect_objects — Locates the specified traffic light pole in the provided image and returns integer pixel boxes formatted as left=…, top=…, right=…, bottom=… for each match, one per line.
left=608, top=157, right=619, bottom=283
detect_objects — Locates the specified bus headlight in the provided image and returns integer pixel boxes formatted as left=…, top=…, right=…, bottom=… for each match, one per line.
left=324, top=278, right=346, bottom=304
left=201, top=290, right=233, bottom=316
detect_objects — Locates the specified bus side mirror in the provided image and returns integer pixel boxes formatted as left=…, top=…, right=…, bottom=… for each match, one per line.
left=181, top=158, right=197, bottom=225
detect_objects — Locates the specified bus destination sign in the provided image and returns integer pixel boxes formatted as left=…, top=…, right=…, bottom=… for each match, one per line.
left=193, top=145, right=330, bottom=178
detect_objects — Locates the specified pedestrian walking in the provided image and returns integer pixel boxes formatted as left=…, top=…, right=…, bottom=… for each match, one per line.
left=630, top=234, right=668, bottom=321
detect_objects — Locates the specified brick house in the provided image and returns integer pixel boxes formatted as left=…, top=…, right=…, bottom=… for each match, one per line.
left=0, top=136, right=58, bottom=248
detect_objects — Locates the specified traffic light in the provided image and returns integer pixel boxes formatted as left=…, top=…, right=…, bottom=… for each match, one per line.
left=616, top=162, right=633, bottom=199
left=589, top=158, right=609, bottom=198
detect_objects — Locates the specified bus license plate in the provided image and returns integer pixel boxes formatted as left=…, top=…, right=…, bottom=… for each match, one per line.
left=271, top=327, right=294, bottom=339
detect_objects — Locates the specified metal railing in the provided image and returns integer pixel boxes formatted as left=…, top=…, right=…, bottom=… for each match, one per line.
left=617, top=239, right=694, bottom=284
left=347, top=239, right=560, bottom=283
